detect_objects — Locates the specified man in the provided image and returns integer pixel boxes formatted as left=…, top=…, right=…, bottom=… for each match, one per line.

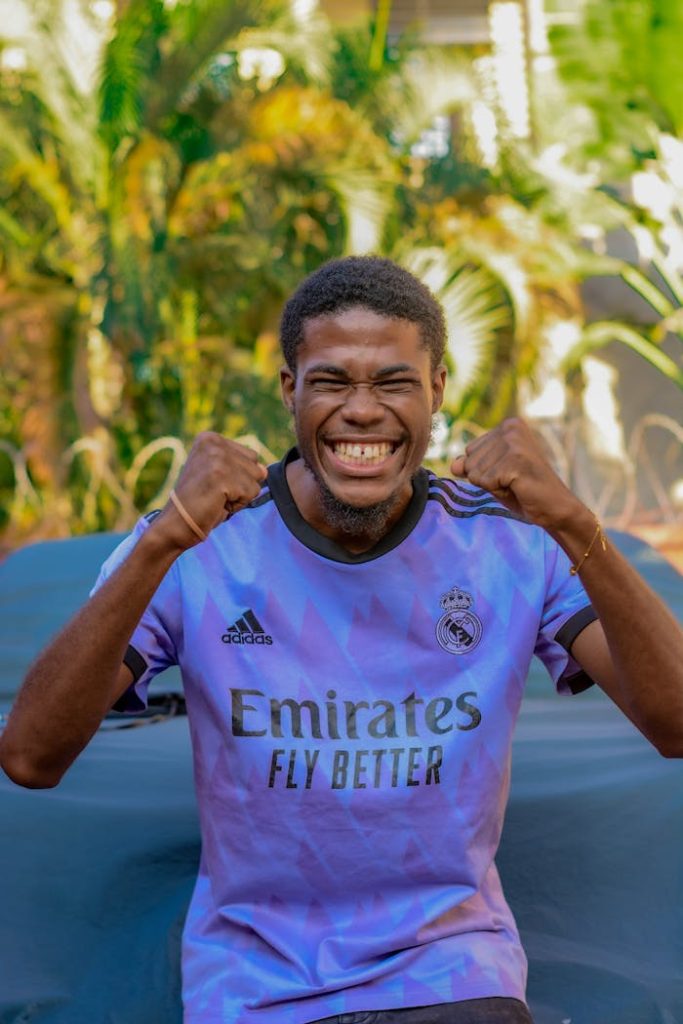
left=1, top=256, right=682, bottom=1024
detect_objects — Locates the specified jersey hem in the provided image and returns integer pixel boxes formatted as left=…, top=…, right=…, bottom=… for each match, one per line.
left=554, top=604, right=597, bottom=651
left=563, top=668, right=595, bottom=695
left=183, top=983, right=529, bottom=1024
left=123, top=643, right=147, bottom=683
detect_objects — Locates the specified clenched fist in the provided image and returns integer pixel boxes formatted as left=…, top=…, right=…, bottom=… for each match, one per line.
left=153, top=433, right=268, bottom=551
left=450, top=418, right=584, bottom=532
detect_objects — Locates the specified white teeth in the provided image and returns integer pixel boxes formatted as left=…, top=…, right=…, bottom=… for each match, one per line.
left=332, top=442, right=395, bottom=465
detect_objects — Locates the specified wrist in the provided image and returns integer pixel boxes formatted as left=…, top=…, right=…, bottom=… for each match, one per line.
left=141, top=509, right=197, bottom=560
left=531, top=483, right=588, bottom=534
left=546, top=503, right=605, bottom=569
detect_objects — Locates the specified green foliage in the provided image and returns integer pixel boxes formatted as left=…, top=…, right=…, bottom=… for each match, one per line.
left=98, top=0, right=167, bottom=152
left=548, top=0, right=683, bottom=174
left=2, top=0, right=682, bottom=544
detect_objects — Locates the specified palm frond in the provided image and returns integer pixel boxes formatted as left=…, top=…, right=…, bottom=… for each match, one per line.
left=401, top=247, right=509, bottom=405
left=326, top=167, right=394, bottom=255
left=235, top=9, right=332, bottom=86
left=462, top=241, right=532, bottom=344
left=144, top=0, right=286, bottom=129
left=547, top=0, right=683, bottom=170
left=98, top=0, right=166, bottom=153
left=5, top=0, right=101, bottom=192
left=390, top=50, right=478, bottom=146
left=619, top=264, right=675, bottom=319
left=0, top=205, right=32, bottom=248
left=0, top=111, right=74, bottom=236
left=561, top=321, right=683, bottom=390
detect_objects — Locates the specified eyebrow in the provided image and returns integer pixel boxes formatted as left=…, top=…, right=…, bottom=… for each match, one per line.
left=303, top=362, right=418, bottom=380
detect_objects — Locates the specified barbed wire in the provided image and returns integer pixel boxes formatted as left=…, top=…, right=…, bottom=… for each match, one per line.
left=1, top=417, right=681, bottom=540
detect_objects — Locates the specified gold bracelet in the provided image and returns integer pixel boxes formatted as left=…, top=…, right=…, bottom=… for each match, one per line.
left=169, top=488, right=208, bottom=543
left=569, top=516, right=607, bottom=575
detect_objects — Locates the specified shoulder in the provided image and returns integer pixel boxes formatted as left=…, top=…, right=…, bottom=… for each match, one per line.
left=423, top=472, right=557, bottom=588
left=425, top=472, right=528, bottom=525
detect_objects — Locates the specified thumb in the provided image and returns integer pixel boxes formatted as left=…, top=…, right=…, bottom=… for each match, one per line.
left=450, top=454, right=467, bottom=478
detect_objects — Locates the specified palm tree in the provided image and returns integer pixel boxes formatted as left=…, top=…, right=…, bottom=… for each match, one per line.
left=6, top=0, right=676, bottom=541
left=533, top=1, right=683, bottom=391
left=0, top=0, right=395, bottom=533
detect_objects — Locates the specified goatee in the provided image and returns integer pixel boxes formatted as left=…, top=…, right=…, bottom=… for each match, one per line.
left=302, top=456, right=407, bottom=545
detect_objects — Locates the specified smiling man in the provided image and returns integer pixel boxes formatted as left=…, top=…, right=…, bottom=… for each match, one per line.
left=2, top=256, right=682, bottom=1024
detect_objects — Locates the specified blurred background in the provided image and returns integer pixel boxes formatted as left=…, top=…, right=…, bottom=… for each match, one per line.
left=0, top=0, right=681, bottom=565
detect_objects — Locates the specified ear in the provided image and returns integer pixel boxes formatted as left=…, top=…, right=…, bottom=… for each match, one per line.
left=280, top=365, right=296, bottom=414
left=431, top=364, right=447, bottom=414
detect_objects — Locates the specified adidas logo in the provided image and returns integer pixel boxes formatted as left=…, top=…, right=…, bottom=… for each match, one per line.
left=221, top=609, right=273, bottom=646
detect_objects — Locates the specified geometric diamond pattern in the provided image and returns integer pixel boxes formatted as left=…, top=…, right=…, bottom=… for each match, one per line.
left=92, top=473, right=592, bottom=1023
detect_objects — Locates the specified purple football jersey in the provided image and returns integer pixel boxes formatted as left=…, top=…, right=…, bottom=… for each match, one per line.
left=92, top=451, right=596, bottom=1024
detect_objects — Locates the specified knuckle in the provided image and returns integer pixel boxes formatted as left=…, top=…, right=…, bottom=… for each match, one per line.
left=205, top=465, right=224, bottom=487
left=504, top=416, right=526, bottom=435
left=194, top=430, right=222, bottom=453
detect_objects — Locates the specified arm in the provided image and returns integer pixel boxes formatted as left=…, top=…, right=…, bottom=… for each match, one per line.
left=451, top=418, right=683, bottom=757
left=0, top=433, right=267, bottom=788
left=550, top=509, right=683, bottom=757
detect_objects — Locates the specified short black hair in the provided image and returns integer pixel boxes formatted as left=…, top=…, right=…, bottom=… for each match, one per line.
left=279, top=256, right=446, bottom=371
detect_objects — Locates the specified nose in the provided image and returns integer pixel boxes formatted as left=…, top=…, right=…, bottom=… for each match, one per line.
left=340, top=383, right=384, bottom=426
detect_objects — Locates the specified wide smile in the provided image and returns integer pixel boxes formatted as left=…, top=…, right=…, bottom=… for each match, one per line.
left=322, top=438, right=404, bottom=476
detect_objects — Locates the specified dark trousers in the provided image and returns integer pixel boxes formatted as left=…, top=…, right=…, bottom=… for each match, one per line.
left=311, top=997, right=535, bottom=1023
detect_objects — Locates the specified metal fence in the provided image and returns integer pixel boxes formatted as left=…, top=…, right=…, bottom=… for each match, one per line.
left=1, top=415, right=681, bottom=543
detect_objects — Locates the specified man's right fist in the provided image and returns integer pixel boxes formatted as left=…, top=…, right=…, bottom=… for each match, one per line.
left=153, top=433, right=268, bottom=551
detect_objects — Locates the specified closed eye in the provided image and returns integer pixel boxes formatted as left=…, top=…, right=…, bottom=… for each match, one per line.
left=309, top=378, right=350, bottom=391
left=305, top=376, right=420, bottom=393
left=376, top=378, right=420, bottom=393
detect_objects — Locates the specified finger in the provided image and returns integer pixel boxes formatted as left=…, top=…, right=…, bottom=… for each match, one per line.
left=230, top=444, right=268, bottom=480
left=451, top=445, right=502, bottom=481
left=464, top=451, right=520, bottom=499
left=236, top=444, right=261, bottom=465
left=450, top=454, right=467, bottom=477
left=224, top=500, right=247, bottom=520
left=462, top=440, right=508, bottom=484
left=464, top=431, right=495, bottom=457
left=227, top=459, right=268, bottom=487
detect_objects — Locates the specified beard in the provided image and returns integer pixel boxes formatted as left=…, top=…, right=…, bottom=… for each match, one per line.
left=300, top=450, right=408, bottom=545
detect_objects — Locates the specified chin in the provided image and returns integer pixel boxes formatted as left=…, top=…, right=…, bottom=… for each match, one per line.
left=319, top=448, right=417, bottom=509
left=326, top=480, right=397, bottom=509
left=317, top=483, right=404, bottom=542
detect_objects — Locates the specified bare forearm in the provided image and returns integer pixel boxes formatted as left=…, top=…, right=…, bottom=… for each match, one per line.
left=452, top=418, right=683, bottom=753
left=0, top=434, right=268, bottom=788
left=0, top=524, right=182, bottom=787
left=550, top=504, right=683, bottom=753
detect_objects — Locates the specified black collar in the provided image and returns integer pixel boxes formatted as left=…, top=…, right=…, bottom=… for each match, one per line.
left=267, top=448, right=430, bottom=564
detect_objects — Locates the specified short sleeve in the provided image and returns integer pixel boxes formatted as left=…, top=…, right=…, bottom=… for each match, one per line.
left=533, top=532, right=598, bottom=695
left=90, top=514, right=179, bottom=713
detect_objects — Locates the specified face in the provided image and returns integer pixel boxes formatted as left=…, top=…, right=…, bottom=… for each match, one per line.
left=280, top=307, right=446, bottom=542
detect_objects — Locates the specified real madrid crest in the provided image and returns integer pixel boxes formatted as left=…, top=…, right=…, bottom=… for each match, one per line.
left=436, top=586, right=483, bottom=655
